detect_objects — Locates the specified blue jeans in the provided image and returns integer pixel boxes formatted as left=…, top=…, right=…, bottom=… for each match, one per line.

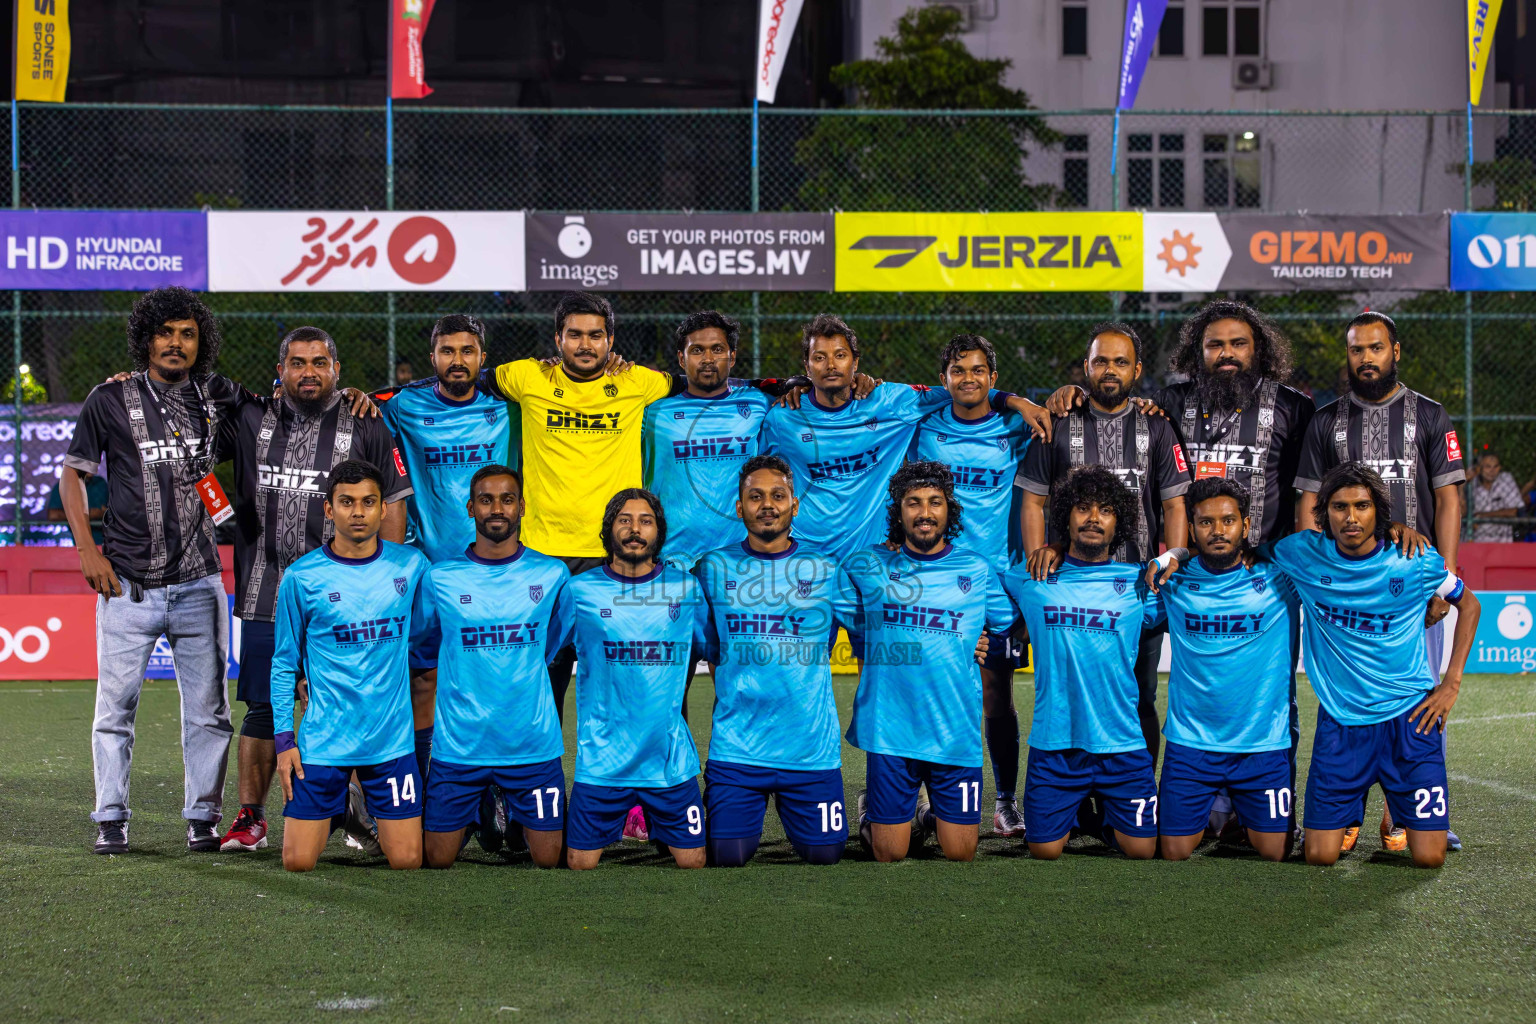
left=91, top=572, right=232, bottom=823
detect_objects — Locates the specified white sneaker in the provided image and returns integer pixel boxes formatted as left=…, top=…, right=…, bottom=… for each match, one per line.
left=993, top=798, right=1026, bottom=838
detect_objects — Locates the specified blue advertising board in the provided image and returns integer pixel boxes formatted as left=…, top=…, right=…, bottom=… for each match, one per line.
left=1450, top=213, right=1536, bottom=290
left=0, top=210, right=207, bottom=290
left=1467, top=592, right=1536, bottom=674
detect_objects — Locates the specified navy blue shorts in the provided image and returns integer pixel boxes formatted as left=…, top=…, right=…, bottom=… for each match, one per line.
left=424, top=757, right=566, bottom=834
left=236, top=619, right=274, bottom=705
left=981, top=629, right=1024, bottom=674
left=704, top=760, right=846, bottom=845
left=865, top=752, right=983, bottom=826
left=567, top=779, right=705, bottom=850
left=1158, top=742, right=1293, bottom=836
left=1303, top=704, right=1450, bottom=832
left=283, top=753, right=422, bottom=821
left=1024, top=747, right=1159, bottom=843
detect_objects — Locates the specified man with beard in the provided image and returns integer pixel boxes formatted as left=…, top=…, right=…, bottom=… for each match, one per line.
left=1000, top=466, right=1161, bottom=861
left=642, top=311, right=771, bottom=571
left=843, top=461, right=1016, bottom=864
left=564, top=489, right=710, bottom=870
left=218, top=326, right=410, bottom=852
left=696, top=455, right=859, bottom=867
left=1049, top=301, right=1314, bottom=545
left=1020, top=323, right=1191, bottom=760
left=1295, top=312, right=1465, bottom=852
left=375, top=314, right=511, bottom=789
left=416, top=465, right=572, bottom=869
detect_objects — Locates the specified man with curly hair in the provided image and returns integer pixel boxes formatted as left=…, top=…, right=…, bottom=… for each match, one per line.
left=841, top=461, right=1015, bottom=863
left=1001, top=465, right=1162, bottom=861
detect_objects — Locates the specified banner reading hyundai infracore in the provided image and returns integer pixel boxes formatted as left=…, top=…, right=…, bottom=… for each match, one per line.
left=835, top=212, right=1142, bottom=291
left=207, top=211, right=525, bottom=292
left=526, top=213, right=834, bottom=291
left=0, top=210, right=206, bottom=290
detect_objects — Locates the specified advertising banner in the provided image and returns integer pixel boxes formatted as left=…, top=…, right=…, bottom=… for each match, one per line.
left=526, top=213, right=833, bottom=292
left=1468, top=592, right=1536, bottom=674
left=1216, top=214, right=1448, bottom=290
left=390, top=0, right=437, bottom=99
left=0, top=211, right=206, bottom=290
left=0, top=594, right=98, bottom=680
left=834, top=212, right=1141, bottom=292
left=1450, top=212, right=1536, bottom=290
left=15, top=0, right=69, bottom=103
left=0, top=403, right=83, bottom=545
left=1116, top=0, right=1168, bottom=110
left=208, top=211, right=525, bottom=292
left=755, top=0, right=807, bottom=104
left=146, top=596, right=241, bottom=680
left=1142, top=212, right=1232, bottom=292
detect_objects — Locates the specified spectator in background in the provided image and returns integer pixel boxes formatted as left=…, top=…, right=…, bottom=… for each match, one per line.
left=394, top=358, right=414, bottom=386
left=1469, top=450, right=1523, bottom=543
left=47, top=464, right=109, bottom=545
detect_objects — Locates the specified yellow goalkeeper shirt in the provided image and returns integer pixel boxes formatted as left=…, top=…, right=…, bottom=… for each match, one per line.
left=494, top=358, right=672, bottom=557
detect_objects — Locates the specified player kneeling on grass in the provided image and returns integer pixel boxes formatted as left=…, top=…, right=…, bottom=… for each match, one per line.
left=697, top=455, right=860, bottom=866
left=565, top=489, right=710, bottom=870
left=273, top=460, right=432, bottom=871
left=1143, top=477, right=1301, bottom=861
left=1268, top=462, right=1478, bottom=869
left=844, top=461, right=1013, bottom=863
left=1001, top=466, right=1160, bottom=861
left=416, top=465, right=572, bottom=869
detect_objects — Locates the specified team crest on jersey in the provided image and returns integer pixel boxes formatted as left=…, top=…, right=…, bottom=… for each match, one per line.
left=328, top=592, right=341, bottom=602
left=958, top=575, right=972, bottom=594
left=1390, top=577, right=1404, bottom=596
left=1251, top=578, right=1267, bottom=594
left=483, top=408, right=496, bottom=424
left=604, top=383, right=618, bottom=398
left=737, top=403, right=751, bottom=418
left=864, top=419, right=878, bottom=430
left=394, top=577, right=407, bottom=595
left=796, top=578, right=813, bottom=598
left=1113, top=578, right=1127, bottom=594
left=996, top=438, right=1009, bottom=450
left=529, top=584, right=544, bottom=602
left=668, top=601, right=681, bottom=622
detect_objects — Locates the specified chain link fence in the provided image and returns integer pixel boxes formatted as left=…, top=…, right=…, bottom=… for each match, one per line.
left=5, top=105, right=1536, bottom=541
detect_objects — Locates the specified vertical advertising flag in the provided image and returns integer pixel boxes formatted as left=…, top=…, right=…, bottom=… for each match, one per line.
left=1467, top=0, right=1503, bottom=105
left=390, top=0, right=437, bottom=100
left=15, top=0, right=70, bottom=103
left=1116, top=0, right=1167, bottom=109
left=755, top=0, right=806, bottom=103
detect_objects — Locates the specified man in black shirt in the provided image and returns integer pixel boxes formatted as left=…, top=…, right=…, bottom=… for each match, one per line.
left=217, top=326, right=411, bottom=853
left=1296, top=311, right=1465, bottom=851
left=61, top=288, right=248, bottom=855
left=1021, top=322, right=1192, bottom=759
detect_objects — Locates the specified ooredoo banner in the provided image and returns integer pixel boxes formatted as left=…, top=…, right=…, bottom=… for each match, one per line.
left=1216, top=214, right=1448, bottom=290
left=0, top=595, right=98, bottom=680
left=207, top=211, right=525, bottom=292
left=526, top=213, right=833, bottom=291
left=835, top=212, right=1141, bottom=292
left=0, top=210, right=206, bottom=290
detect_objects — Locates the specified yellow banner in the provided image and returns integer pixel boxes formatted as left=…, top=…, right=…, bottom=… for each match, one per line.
left=1468, top=0, right=1502, bottom=106
left=835, top=212, right=1141, bottom=292
left=16, top=0, right=70, bottom=103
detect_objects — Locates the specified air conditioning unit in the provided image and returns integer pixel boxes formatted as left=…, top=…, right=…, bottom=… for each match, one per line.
left=924, top=0, right=974, bottom=32
left=1233, top=59, right=1272, bottom=90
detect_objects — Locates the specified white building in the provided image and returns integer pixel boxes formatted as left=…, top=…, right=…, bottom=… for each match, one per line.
left=852, top=0, right=1496, bottom=212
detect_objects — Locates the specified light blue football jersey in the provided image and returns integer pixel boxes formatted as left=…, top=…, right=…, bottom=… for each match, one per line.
left=380, top=380, right=511, bottom=563
left=569, top=564, right=709, bottom=788
left=272, top=541, right=431, bottom=766
left=1002, top=557, right=1159, bottom=755
left=1269, top=532, right=1458, bottom=725
left=414, top=546, right=573, bottom=766
left=697, top=540, right=858, bottom=771
left=910, top=405, right=1031, bottom=575
left=761, top=385, right=978, bottom=564
left=1155, top=557, right=1300, bottom=753
left=642, top=384, right=770, bottom=571
left=841, top=543, right=1016, bottom=767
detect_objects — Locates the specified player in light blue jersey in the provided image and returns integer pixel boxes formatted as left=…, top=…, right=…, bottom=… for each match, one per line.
left=566, top=488, right=710, bottom=870
left=643, top=311, right=771, bottom=571
left=375, top=314, right=511, bottom=783
left=1142, top=478, right=1301, bottom=861
left=272, top=460, right=432, bottom=871
left=1266, top=463, right=1479, bottom=869
left=842, top=461, right=1015, bottom=863
left=910, top=333, right=1034, bottom=839
left=1001, top=466, right=1161, bottom=861
left=697, top=454, right=860, bottom=866
left=761, top=314, right=1051, bottom=564
left=415, top=464, right=573, bottom=869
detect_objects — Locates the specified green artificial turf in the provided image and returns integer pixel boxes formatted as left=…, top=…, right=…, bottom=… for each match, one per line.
left=1, top=673, right=1533, bottom=1022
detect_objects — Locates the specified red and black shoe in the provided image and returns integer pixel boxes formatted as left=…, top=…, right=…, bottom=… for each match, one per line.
left=219, top=808, right=268, bottom=851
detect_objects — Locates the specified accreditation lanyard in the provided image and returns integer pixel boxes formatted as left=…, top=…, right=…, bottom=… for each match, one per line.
left=137, top=373, right=234, bottom=525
